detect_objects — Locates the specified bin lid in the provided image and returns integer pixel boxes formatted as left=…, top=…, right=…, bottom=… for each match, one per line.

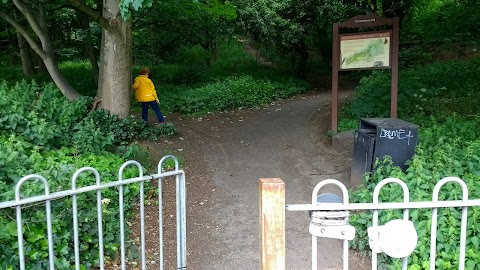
left=360, top=118, right=419, bottom=129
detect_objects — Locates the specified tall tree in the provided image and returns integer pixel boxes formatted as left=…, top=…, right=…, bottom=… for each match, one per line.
left=0, top=1, right=81, bottom=100
left=131, top=0, right=236, bottom=67
left=236, top=0, right=352, bottom=77
left=352, top=0, right=414, bottom=24
left=1, top=0, right=143, bottom=117
left=69, top=0, right=133, bottom=117
left=13, top=11, right=35, bottom=76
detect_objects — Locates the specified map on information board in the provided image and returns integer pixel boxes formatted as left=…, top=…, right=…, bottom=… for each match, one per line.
left=340, top=32, right=391, bottom=70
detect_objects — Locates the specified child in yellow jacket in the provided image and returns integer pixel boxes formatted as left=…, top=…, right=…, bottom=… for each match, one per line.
left=132, top=67, right=165, bottom=124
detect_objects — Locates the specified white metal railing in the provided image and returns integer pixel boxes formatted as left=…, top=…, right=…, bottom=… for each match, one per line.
left=285, top=177, right=480, bottom=270
left=0, top=155, right=186, bottom=270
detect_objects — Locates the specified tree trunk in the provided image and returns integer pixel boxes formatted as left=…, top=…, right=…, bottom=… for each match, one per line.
left=295, top=40, right=309, bottom=79
left=17, top=32, right=35, bottom=77
left=97, top=0, right=132, bottom=118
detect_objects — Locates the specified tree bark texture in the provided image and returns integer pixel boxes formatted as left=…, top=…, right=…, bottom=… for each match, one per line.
left=97, top=0, right=132, bottom=118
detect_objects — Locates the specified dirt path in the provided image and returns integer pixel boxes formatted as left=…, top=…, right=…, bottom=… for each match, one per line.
left=139, top=83, right=370, bottom=269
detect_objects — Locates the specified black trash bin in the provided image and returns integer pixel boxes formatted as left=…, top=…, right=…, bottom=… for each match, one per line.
left=351, top=118, right=419, bottom=186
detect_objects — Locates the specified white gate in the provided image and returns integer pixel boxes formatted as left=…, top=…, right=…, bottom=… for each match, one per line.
left=0, top=155, right=186, bottom=270
left=259, top=177, right=480, bottom=270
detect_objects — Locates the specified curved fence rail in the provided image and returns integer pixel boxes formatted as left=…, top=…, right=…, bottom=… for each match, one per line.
left=0, top=156, right=186, bottom=270
left=260, top=177, right=480, bottom=270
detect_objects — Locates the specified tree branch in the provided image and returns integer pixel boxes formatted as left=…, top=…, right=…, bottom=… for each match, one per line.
left=0, top=12, right=46, bottom=59
left=12, top=0, right=47, bottom=42
left=67, top=0, right=111, bottom=30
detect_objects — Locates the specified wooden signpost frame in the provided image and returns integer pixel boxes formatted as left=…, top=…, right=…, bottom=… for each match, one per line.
left=331, top=14, right=400, bottom=134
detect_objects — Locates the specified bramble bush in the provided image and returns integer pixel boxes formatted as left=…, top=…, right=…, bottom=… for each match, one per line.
left=0, top=80, right=176, bottom=268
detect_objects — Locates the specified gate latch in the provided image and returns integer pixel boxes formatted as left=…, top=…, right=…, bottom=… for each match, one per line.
left=368, top=219, right=418, bottom=258
left=309, top=193, right=356, bottom=240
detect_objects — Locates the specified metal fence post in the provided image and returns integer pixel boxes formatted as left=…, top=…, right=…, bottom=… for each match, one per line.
left=259, top=178, right=285, bottom=270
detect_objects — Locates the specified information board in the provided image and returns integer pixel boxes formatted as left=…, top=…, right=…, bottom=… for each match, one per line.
left=340, top=31, right=391, bottom=70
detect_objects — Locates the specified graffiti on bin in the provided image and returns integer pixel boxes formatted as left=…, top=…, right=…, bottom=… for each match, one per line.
left=379, top=128, right=414, bottom=145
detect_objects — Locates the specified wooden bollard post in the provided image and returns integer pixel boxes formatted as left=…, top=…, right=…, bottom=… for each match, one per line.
left=259, top=178, right=285, bottom=270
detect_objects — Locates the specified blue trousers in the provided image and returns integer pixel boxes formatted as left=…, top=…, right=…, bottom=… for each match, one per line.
left=141, top=101, right=164, bottom=123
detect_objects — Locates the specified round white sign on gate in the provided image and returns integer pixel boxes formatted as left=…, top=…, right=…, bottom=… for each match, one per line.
left=378, top=219, right=418, bottom=258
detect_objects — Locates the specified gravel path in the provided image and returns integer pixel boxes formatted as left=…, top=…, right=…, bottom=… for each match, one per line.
left=145, top=89, right=371, bottom=269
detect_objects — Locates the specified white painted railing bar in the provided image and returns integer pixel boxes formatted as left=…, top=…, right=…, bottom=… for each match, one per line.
left=4, top=155, right=187, bottom=270
left=176, top=169, right=187, bottom=268
left=96, top=171, right=105, bottom=270
left=310, top=179, right=350, bottom=270
left=2, top=170, right=186, bottom=208
left=286, top=199, right=480, bottom=211
left=1, top=170, right=183, bottom=209
left=71, top=167, right=103, bottom=270
left=371, top=178, right=410, bottom=270
left=430, top=177, right=469, bottom=270
left=15, top=175, right=55, bottom=270
left=118, top=160, right=146, bottom=270
left=1, top=175, right=154, bottom=208
left=157, top=155, right=187, bottom=270
left=284, top=176, right=480, bottom=270
left=159, top=168, right=165, bottom=270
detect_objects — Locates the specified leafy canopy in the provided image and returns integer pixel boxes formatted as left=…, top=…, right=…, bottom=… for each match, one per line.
left=120, top=0, right=153, bottom=18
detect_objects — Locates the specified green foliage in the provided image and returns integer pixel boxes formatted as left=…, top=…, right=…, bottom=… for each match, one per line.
left=73, top=110, right=177, bottom=153
left=206, top=40, right=292, bottom=78
left=349, top=116, right=480, bottom=269
left=160, top=75, right=307, bottom=115
left=0, top=80, right=91, bottom=150
left=403, top=0, right=480, bottom=41
left=0, top=61, right=97, bottom=97
left=0, top=80, right=176, bottom=268
left=120, top=0, right=153, bottom=19
left=132, top=0, right=236, bottom=66
left=0, top=138, right=145, bottom=269
left=159, top=46, right=209, bottom=85
left=58, top=61, right=97, bottom=96
left=0, top=80, right=177, bottom=154
left=340, top=57, right=480, bottom=121
left=398, top=45, right=434, bottom=68
left=235, top=0, right=353, bottom=75
left=137, top=40, right=291, bottom=87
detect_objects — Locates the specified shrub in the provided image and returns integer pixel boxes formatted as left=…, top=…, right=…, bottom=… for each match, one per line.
left=349, top=116, right=480, bottom=269
left=161, top=75, right=307, bottom=115
left=0, top=137, right=145, bottom=269
left=340, top=57, right=480, bottom=123
left=0, top=80, right=91, bottom=150
left=58, top=60, right=97, bottom=96
left=0, top=61, right=97, bottom=97
left=0, top=80, right=176, bottom=269
left=0, top=81, right=177, bottom=154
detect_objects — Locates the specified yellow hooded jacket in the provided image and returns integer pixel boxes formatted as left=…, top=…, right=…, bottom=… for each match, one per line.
left=132, top=75, right=159, bottom=103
